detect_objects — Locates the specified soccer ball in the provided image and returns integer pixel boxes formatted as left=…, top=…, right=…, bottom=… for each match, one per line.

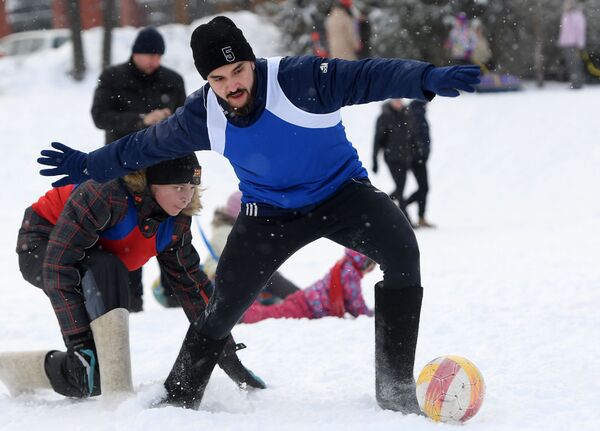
left=416, top=355, right=485, bottom=424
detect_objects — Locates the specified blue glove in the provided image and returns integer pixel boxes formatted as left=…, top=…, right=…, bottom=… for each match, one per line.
left=422, top=65, right=481, bottom=97
left=38, top=142, right=90, bottom=187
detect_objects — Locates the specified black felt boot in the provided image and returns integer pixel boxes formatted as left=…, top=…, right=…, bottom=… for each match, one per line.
left=162, top=323, right=227, bottom=409
left=218, top=337, right=266, bottom=390
left=375, top=282, right=423, bottom=414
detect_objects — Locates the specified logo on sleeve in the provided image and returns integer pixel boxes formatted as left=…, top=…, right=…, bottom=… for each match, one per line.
left=320, top=62, right=329, bottom=73
left=222, top=46, right=235, bottom=62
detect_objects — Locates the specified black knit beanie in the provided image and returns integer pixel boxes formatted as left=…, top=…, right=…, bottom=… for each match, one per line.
left=146, top=154, right=201, bottom=185
left=190, top=16, right=256, bottom=79
left=132, top=27, right=165, bottom=55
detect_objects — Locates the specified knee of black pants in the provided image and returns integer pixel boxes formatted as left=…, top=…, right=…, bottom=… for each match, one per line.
left=80, top=250, right=130, bottom=321
left=380, top=232, right=421, bottom=289
left=128, top=267, right=144, bottom=297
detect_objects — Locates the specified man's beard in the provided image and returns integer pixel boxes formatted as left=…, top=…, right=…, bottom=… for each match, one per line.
left=227, top=89, right=253, bottom=117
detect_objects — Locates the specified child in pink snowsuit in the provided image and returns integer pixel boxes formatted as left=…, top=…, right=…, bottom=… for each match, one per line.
left=241, top=249, right=375, bottom=323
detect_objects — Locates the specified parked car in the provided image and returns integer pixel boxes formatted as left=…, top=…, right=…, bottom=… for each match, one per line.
left=5, top=0, right=53, bottom=33
left=0, top=29, right=69, bottom=58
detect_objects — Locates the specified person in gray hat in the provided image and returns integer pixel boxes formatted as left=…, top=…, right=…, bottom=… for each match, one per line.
left=39, top=16, right=480, bottom=412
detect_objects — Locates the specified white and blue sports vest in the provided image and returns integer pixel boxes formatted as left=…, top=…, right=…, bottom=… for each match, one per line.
left=205, top=57, right=367, bottom=210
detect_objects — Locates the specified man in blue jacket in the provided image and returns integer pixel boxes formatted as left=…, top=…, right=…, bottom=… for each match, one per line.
left=38, top=16, right=480, bottom=413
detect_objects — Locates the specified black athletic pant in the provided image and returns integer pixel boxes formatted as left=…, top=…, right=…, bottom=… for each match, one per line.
left=199, top=180, right=420, bottom=340
left=127, top=267, right=144, bottom=311
left=405, top=158, right=429, bottom=218
left=385, top=159, right=410, bottom=211
left=263, top=271, right=300, bottom=300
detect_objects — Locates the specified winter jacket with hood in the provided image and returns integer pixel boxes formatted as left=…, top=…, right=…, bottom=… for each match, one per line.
left=373, top=101, right=431, bottom=166
left=373, top=102, right=415, bottom=164
left=303, top=249, right=373, bottom=318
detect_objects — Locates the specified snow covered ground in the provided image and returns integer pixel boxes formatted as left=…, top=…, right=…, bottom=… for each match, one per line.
left=1, top=11, right=599, bottom=431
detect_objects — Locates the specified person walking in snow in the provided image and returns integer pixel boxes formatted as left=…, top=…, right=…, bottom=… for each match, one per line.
left=0, top=155, right=264, bottom=400
left=91, top=27, right=187, bottom=312
left=325, top=0, right=361, bottom=60
left=558, top=0, right=587, bottom=89
left=241, top=249, right=375, bottom=324
left=372, top=98, right=414, bottom=215
left=37, top=16, right=480, bottom=412
left=373, top=99, right=435, bottom=228
left=404, top=100, right=435, bottom=228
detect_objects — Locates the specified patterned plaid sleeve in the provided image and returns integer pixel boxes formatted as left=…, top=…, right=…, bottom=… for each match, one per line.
left=157, top=217, right=213, bottom=322
left=43, top=181, right=129, bottom=341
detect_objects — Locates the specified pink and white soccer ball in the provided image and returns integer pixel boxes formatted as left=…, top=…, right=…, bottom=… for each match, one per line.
left=416, top=355, right=485, bottom=423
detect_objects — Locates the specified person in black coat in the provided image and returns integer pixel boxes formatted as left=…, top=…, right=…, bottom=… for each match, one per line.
left=91, top=27, right=186, bottom=144
left=90, top=27, right=187, bottom=311
left=404, top=100, right=435, bottom=228
left=372, top=99, right=414, bottom=216
left=372, top=99, right=435, bottom=227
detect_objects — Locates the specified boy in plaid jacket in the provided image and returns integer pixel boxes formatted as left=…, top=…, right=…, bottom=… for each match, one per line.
left=1, top=155, right=264, bottom=400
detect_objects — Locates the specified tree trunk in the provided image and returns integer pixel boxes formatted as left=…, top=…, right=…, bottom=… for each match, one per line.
left=175, top=0, right=190, bottom=25
left=102, top=0, right=116, bottom=69
left=532, top=1, right=545, bottom=87
left=66, top=0, right=86, bottom=81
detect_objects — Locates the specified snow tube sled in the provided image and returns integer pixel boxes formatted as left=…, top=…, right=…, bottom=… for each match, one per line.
left=475, top=73, right=522, bottom=93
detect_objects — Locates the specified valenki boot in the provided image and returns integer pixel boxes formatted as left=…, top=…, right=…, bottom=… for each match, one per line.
left=375, top=282, right=423, bottom=414
left=90, top=308, right=134, bottom=396
left=0, top=350, right=52, bottom=396
left=162, top=323, right=228, bottom=409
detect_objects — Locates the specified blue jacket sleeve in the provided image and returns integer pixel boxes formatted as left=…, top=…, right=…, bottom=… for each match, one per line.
left=86, top=88, right=211, bottom=182
left=277, top=56, right=435, bottom=114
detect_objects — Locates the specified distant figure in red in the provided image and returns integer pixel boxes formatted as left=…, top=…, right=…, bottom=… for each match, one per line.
left=311, top=31, right=329, bottom=58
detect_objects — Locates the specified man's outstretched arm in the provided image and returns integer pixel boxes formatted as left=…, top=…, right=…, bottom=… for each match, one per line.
left=278, top=56, right=480, bottom=113
left=39, top=91, right=211, bottom=185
